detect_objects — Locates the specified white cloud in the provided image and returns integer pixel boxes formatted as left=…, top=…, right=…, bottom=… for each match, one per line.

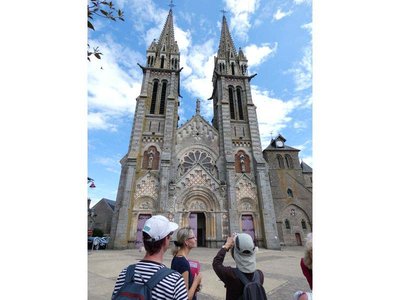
left=251, top=85, right=302, bottom=149
left=224, top=0, right=260, bottom=41
left=293, top=120, right=307, bottom=129
left=293, top=0, right=311, bottom=5
left=88, top=37, right=142, bottom=131
left=273, top=9, right=293, bottom=21
left=287, top=45, right=312, bottom=91
left=244, top=43, right=277, bottom=70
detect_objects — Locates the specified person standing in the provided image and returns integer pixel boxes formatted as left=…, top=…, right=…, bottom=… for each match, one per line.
left=293, top=233, right=312, bottom=300
left=212, top=233, right=266, bottom=300
left=171, top=227, right=203, bottom=300
left=111, top=215, right=188, bottom=300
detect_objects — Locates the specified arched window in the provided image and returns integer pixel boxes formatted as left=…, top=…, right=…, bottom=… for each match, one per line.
left=147, top=56, right=151, bottom=66
left=236, top=87, right=244, bottom=120
left=287, top=188, right=293, bottom=198
left=285, top=154, right=293, bottom=169
left=229, top=86, right=235, bottom=119
left=301, top=219, right=307, bottom=229
left=160, top=56, right=165, bottom=69
left=231, top=62, right=235, bottom=75
left=159, top=81, right=167, bottom=114
left=142, top=146, right=160, bottom=170
left=277, top=154, right=285, bottom=168
left=150, top=80, right=159, bottom=114
left=235, top=151, right=250, bottom=173
left=285, top=219, right=290, bottom=229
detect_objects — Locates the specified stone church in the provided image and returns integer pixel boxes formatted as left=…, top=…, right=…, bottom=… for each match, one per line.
left=110, top=9, right=312, bottom=250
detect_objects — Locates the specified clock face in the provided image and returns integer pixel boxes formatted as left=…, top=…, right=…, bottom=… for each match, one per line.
left=276, top=140, right=284, bottom=147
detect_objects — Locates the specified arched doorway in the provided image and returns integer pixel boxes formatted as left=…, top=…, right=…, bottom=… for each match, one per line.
left=295, top=233, right=302, bottom=246
left=135, top=214, right=151, bottom=249
left=189, top=212, right=206, bottom=247
left=241, top=215, right=255, bottom=241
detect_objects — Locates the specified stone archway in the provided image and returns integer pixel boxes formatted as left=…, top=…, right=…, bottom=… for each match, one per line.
left=178, top=188, right=221, bottom=247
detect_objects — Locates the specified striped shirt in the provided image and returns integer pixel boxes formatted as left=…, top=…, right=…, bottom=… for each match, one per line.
left=112, top=260, right=188, bottom=300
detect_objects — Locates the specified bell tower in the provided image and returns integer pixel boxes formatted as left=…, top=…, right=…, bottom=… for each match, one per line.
left=110, top=9, right=181, bottom=249
left=211, top=15, right=280, bottom=249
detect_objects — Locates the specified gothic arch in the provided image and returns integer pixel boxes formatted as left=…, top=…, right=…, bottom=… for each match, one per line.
left=134, top=196, right=154, bottom=210
left=142, top=145, right=160, bottom=170
left=237, top=197, right=257, bottom=212
left=235, top=150, right=251, bottom=173
left=179, top=187, right=221, bottom=212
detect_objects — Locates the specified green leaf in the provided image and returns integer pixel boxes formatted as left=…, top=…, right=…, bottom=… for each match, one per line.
left=88, top=21, right=95, bottom=30
left=94, top=53, right=102, bottom=59
left=100, top=9, right=108, bottom=16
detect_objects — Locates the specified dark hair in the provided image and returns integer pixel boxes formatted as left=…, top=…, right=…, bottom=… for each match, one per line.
left=143, top=232, right=167, bottom=255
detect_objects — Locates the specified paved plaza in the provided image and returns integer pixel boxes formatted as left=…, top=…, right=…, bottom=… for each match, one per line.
left=88, top=246, right=310, bottom=300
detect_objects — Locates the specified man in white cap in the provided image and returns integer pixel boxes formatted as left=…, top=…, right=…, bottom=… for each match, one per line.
left=112, top=215, right=188, bottom=300
left=212, top=233, right=266, bottom=300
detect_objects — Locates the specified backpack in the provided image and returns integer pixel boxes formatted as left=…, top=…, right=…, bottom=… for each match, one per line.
left=234, top=268, right=268, bottom=300
left=112, top=264, right=175, bottom=300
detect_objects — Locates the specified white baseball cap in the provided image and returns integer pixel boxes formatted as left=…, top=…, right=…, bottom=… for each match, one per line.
left=143, top=215, right=179, bottom=242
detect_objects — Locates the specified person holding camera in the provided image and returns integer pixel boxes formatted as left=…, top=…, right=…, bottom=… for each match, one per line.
left=212, top=233, right=266, bottom=300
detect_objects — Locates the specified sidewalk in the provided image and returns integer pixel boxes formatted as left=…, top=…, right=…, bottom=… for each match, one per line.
left=88, top=246, right=310, bottom=300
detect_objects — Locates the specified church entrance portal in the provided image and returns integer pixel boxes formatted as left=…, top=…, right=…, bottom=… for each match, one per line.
left=295, top=233, right=302, bottom=246
left=241, top=215, right=255, bottom=241
left=135, top=214, right=151, bottom=249
left=189, top=212, right=206, bottom=247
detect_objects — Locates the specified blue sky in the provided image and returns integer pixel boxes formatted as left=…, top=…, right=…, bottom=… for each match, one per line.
left=88, top=0, right=312, bottom=206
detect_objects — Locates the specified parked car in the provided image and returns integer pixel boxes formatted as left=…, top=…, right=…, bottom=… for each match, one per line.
left=88, top=236, right=109, bottom=250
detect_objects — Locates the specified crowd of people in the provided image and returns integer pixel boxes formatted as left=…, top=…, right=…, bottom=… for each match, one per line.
left=110, top=215, right=312, bottom=300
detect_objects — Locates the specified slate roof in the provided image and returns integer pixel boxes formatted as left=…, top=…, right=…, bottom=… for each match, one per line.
left=301, top=161, right=313, bottom=173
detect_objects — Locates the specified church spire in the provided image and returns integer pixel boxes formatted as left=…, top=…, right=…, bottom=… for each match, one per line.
left=145, top=8, right=180, bottom=70
left=217, top=15, right=237, bottom=59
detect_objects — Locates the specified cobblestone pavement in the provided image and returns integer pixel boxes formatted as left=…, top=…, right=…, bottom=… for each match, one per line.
left=88, top=246, right=310, bottom=300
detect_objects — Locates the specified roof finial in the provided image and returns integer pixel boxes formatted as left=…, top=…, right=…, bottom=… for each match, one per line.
left=220, top=9, right=227, bottom=16
left=270, top=131, right=273, bottom=140
left=169, top=0, right=175, bottom=9
left=196, top=98, right=201, bottom=114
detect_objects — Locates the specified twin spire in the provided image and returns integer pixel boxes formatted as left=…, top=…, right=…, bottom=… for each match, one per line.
left=145, top=8, right=247, bottom=75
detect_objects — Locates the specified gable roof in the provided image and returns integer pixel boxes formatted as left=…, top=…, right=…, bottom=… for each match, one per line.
left=301, top=161, right=313, bottom=173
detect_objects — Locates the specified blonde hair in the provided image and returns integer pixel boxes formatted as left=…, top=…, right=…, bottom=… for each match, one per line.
left=303, top=233, right=312, bottom=269
left=171, top=227, right=193, bottom=256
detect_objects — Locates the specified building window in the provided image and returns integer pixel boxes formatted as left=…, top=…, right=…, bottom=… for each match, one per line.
left=229, top=86, right=235, bottom=119
left=301, top=219, right=307, bottom=229
left=285, top=154, right=293, bottom=169
left=159, top=81, right=167, bottom=114
left=287, top=188, right=293, bottom=198
left=160, top=56, right=165, bottom=68
left=277, top=154, right=285, bottom=168
left=237, top=87, right=244, bottom=120
left=285, top=219, right=290, bottom=229
left=150, top=81, right=159, bottom=114
left=231, top=62, right=235, bottom=75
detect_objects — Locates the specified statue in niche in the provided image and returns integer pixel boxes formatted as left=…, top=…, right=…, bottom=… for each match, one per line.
left=239, top=153, right=246, bottom=172
left=147, top=148, right=154, bottom=169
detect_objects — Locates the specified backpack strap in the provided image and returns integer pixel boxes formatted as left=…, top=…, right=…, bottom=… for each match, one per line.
left=234, top=268, right=261, bottom=285
left=124, top=264, right=136, bottom=283
left=234, top=268, right=251, bottom=285
left=145, top=267, right=175, bottom=290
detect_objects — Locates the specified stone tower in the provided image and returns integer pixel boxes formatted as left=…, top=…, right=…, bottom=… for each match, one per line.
left=110, top=9, right=181, bottom=249
left=110, top=11, right=281, bottom=250
left=209, top=15, right=280, bottom=249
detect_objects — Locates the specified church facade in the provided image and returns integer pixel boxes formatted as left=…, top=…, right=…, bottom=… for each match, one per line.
left=109, top=9, right=312, bottom=250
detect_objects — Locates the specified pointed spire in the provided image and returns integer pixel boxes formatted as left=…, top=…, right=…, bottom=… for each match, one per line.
left=196, top=98, right=201, bottom=114
left=217, top=15, right=237, bottom=59
left=157, top=9, right=178, bottom=54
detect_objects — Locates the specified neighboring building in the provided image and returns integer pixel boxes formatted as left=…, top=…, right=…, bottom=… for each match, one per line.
left=91, top=198, right=116, bottom=235
left=110, top=9, right=311, bottom=250
left=263, top=134, right=312, bottom=246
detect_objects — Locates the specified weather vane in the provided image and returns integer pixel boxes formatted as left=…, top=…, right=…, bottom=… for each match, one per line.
left=220, top=9, right=227, bottom=16
left=169, top=0, right=175, bottom=9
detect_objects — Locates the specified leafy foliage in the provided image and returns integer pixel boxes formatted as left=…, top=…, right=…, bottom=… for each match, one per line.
left=87, top=0, right=124, bottom=61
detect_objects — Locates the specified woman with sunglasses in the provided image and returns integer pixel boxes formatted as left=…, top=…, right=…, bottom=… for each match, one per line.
left=171, top=227, right=203, bottom=300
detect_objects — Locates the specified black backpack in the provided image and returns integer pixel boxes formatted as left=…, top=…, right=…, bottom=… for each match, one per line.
left=112, top=264, right=175, bottom=300
left=234, top=268, right=268, bottom=300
